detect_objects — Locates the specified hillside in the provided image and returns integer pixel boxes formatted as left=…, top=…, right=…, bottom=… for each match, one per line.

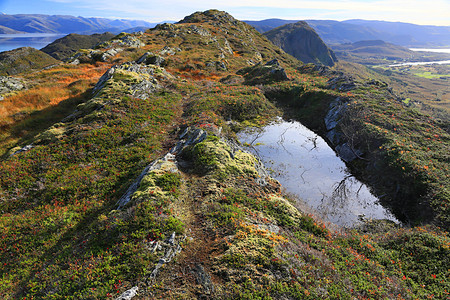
left=0, top=14, right=156, bottom=34
left=327, top=40, right=450, bottom=121
left=0, top=24, right=24, bottom=34
left=0, top=9, right=449, bottom=299
left=332, top=40, right=450, bottom=65
left=246, top=19, right=450, bottom=47
left=264, top=21, right=337, bottom=66
left=0, top=47, right=60, bottom=75
left=41, top=32, right=116, bottom=61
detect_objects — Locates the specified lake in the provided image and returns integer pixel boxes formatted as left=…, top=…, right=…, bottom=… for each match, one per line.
left=0, top=33, right=66, bottom=53
left=389, top=60, right=450, bottom=67
left=409, top=48, right=450, bottom=54
left=238, top=118, right=399, bottom=227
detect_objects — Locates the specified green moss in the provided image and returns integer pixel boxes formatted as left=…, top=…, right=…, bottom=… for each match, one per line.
left=189, top=135, right=259, bottom=179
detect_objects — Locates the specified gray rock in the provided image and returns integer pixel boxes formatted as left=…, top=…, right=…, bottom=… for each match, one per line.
left=155, top=23, right=175, bottom=31
left=188, top=25, right=211, bottom=36
left=117, top=35, right=145, bottom=48
left=265, top=58, right=281, bottom=66
left=326, top=129, right=342, bottom=145
left=136, top=52, right=165, bottom=66
left=269, top=66, right=288, bottom=81
left=193, top=264, right=214, bottom=295
left=148, top=232, right=183, bottom=280
left=171, top=127, right=207, bottom=154
left=159, top=46, right=180, bottom=56
left=115, top=286, right=138, bottom=300
left=0, top=76, right=25, bottom=99
left=256, top=223, right=280, bottom=234
left=335, top=143, right=363, bottom=162
left=116, top=153, right=177, bottom=209
left=324, top=97, right=345, bottom=131
left=216, top=61, right=227, bottom=71
left=92, top=62, right=168, bottom=97
left=10, top=144, right=34, bottom=156
left=101, top=48, right=123, bottom=62
left=223, top=38, right=233, bottom=54
left=130, top=79, right=161, bottom=100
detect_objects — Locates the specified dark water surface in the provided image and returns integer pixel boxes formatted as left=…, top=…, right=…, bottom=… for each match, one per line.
left=0, top=33, right=66, bottom=53
left=238, top=117, right=399, bottom=227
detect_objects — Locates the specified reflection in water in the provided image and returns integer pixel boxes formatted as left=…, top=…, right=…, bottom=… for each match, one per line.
left=238, top=118, right=399, bottom=227
left=0, top=34, right=66, bottom=53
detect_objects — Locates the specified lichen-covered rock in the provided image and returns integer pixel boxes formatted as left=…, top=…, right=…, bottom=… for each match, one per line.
left=186, top=24, right=211, bottom=36
left=159, top=46, right=181, bottom=56
left=98, top=33, right=145, bottom=49
left=237, top=59, right=289, bottom=85
left=117, top=153, right=179, bottom=208
left=115, top=286, right=138, bottom=300
left=100, top=47, right=123, bottom=61
left=136, top=52, right=166, bottom=66
left=0, top=76, right=25, bottom=100
left=92, top=62, right=171, bottom=98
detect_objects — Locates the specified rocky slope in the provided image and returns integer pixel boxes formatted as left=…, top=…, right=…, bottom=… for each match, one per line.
left=0, top=47, right=60, bottom=75
left=41, top=32, right=116, bottom=61
left=264, top=21, right=337, bottom=66
left=0, top=9, right=448, bottom=300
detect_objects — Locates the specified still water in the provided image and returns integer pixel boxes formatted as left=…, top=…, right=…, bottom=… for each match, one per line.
left=409, top=48, right=450, bottom=54
left=0, top=33, right=65, bottom=53
left=389, top=60, right=450, bottom=67
left=238, top=118, right=399, bottom=227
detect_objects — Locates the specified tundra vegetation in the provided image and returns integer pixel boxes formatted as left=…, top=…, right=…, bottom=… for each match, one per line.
left=0, top=10, right=448, bottom=299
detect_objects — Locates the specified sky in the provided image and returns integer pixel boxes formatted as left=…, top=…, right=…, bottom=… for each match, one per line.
left=0, top=0, right=449, bottom=26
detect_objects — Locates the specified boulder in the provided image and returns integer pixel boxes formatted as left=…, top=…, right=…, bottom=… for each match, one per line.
left=0, top=76, right=25, bottom=100
left=115, top=286, right=138, bottom=300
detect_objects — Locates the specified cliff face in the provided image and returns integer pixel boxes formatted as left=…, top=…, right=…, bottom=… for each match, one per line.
left=264, top=21, right=337, bottom=66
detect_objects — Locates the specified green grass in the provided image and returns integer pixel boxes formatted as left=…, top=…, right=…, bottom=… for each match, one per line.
left=413, top=71, right=450, bottom=79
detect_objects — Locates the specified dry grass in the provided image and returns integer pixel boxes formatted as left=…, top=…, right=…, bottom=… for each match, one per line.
left=0, top=62, right=111, bottom=155
left=0, top=63, right=110, bottom=127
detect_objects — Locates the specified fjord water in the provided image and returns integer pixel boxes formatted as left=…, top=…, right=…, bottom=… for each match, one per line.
left=238, top=118, right=399, bottom=227
left=0, top=33, right=65, bottom=52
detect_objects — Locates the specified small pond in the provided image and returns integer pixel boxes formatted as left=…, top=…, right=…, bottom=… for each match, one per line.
left=238, top=117, right=399, bottom=227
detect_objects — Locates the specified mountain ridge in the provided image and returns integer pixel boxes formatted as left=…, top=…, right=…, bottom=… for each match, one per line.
left=246, top=19, right=450, bottom=47
left=0, top=14, right=157, bottom=34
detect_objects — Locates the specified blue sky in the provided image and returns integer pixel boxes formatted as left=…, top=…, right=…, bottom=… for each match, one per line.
left=1, top=0, right=449, bottom=26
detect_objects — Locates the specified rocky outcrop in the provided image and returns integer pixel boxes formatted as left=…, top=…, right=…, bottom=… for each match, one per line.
left=0, top=76, right=25, bottom=100
left=41, top=32, right=115, bottom=61
left=264, top=21, right=337, bottom=66
left=92, top=61, right=171, bottom=98
left=0, top=47, right=59, bottom=76
left=237, top=58, right=289, bottom=85
left=324, top=96, right=363, bottom=162
left=66, top=33, right=145, bottom=64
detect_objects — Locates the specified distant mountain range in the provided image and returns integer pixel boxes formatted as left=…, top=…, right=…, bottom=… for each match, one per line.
left=2, top=14, right=449, bottom=48
left=0, top=14, right=158, bottom=34
left=246, top=19, right=450, bottom=47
